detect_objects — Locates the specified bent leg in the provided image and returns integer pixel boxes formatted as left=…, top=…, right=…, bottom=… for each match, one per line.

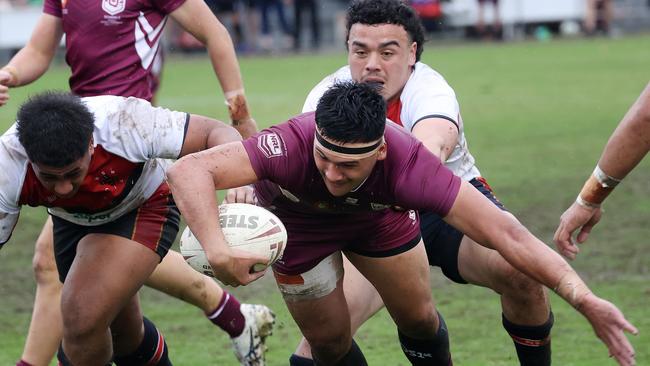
left=347, top=241, right=452, bottom=365
left=458, top=235, right=553, bottom=365
left=61, top=233, right=160, bottom=365
left=146, top=250, right=222, bottom=313
left=276, top=253, right=367, bottom=365
left=21, top=217, right=63, bottom=366
left=284, top=279, right=356, bottom=365
left=458, top=234, right=550, bottom=324
left=293, top=255, right=383, bottom=360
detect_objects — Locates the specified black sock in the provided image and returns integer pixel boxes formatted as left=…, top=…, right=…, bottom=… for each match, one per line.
left=289, top=353, right=315, bottom=366
left=313, top=339, right=367, bottom=366
left=398, top=311, right=452, bottom=365
left=57, top=344, right=111, bottom=366
left=56, top=344, right=72, bottom=366
left=502, top=312, right=554, bottom=366
left=113, top=317, right=172, bottom=366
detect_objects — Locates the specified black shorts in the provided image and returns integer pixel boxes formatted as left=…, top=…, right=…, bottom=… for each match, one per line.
left=421, top=177, right=505, bottom=283
left=52, top=184, right=180, bottom=282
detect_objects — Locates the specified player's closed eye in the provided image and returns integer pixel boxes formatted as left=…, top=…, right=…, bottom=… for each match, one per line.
left=337, top=163, right=358, bottom=169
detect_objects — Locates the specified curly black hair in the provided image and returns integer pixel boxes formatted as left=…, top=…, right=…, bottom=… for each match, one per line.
left=346, top=0, right=426, bottom=61
left=17, top=91, right=94, bottom=167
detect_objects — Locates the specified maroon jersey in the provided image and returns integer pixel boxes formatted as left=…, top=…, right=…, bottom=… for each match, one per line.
left=43, top=0, right=185, bottom=101
left=241, top=112, right=461, bottom=274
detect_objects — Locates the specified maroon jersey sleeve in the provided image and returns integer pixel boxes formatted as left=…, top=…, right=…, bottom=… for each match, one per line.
left=43, top=0, right=62, bottom=17
left=241, top=117, right=313, bottom=188
left=393, top=141, right=462, bottom=216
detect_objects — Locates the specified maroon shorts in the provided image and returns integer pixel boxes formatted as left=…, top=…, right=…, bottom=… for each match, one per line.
left=271, top=208, right=421, bottom=275
left=52, top=183, right=180, bottom=282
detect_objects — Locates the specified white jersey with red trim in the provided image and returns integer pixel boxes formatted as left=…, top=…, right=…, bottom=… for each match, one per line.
left=303, top=62, right=480, bottom=181
left=0, top=95, right=187, bottom=245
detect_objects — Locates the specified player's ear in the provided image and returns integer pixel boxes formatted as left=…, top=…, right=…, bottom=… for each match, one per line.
left=376, top=141, right=387, bottom=161
left=88, top=137, right=95, bottom=155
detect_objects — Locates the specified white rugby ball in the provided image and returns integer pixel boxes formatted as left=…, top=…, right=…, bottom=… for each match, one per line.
left=180, top=203, right=287, bottom=278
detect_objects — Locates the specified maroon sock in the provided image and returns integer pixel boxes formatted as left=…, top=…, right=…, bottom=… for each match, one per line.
left=16, top=360, right=34, bottom=366
left=205, top=291, right=245, bottom=337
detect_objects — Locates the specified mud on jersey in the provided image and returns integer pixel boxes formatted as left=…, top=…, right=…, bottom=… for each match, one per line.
left=302, top=62, right=481, bottom=181
left=0, top=96, right=188, bottom=245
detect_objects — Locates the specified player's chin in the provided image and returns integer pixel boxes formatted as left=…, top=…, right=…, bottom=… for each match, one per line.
left=326, top=184, right=352, bottom=197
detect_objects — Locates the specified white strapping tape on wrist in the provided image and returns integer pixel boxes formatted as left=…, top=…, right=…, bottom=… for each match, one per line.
left=593, top=165, right=621, bottom=188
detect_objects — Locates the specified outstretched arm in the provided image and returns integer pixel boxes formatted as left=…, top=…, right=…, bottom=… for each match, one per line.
left=170, top=0, right=258, bottom=138
left=444, top=181, right=638, bottom=366
left=0, top=14, right=63, bottom=106
left=167, top=141, right=265, bottom=286
left=554, top=82, right=650, bottom=259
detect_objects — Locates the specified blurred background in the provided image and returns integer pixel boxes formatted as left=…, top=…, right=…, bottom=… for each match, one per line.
left=1, top=1, right=649, bottom=365
left=2, top=0, right=650, bottom=61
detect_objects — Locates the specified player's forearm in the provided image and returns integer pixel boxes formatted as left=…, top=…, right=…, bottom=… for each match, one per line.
left=576, top=83, right=650, bottom=208
left=447, top=182, right=589, bottom=303
left=172, top=0, right=249, bottom=106
left=2, top=14, right=60, bottom=87
left=598, top=82, right=650, bottom=179
left=167, top=158, right=230, bottom=259
left=205, top=31, right=245, bottom=97
left=2, top=47, right=53, bottom=87
left=204, top=30, right=258, bottom=138
left=498, top=225, right=592, bottom=309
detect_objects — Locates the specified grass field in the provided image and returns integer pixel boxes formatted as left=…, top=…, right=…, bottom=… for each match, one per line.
left=1, top=34, right=649, bottom=365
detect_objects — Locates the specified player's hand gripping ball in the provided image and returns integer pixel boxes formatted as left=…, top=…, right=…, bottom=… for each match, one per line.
left=180, top=203, right=287, bottom=277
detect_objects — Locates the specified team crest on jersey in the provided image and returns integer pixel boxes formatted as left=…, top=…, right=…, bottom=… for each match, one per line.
left=257, top=133, right=285, bottom=158
left=409, top=210, right=417, bottom=223
left=102, top=0, right=126, bottom=16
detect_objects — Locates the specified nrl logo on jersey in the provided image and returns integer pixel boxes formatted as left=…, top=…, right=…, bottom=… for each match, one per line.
left=102, top=0, right=126, bottom=16
left=257, top=133, right=285, bottom=158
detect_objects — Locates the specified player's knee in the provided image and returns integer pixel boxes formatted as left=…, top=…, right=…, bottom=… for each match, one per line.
left=60, top=298, right=104, bottom=342
left=493, top=262, right=546, bottom=301
left=31, top=247, right=60, bottom=286
left=394, top=304, right=439, bottom=339
left=307, top=331, right=351, bottom=362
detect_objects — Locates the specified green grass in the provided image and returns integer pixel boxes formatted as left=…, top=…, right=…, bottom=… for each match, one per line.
left=1, top=34, right=649, bottom=365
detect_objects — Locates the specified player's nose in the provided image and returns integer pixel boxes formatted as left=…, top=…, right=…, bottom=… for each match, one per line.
left=365, top=52, right=381, bottom=71
left=324, top=165, right=344, bottom=182
left=53, top=180, right=74, bottom=197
